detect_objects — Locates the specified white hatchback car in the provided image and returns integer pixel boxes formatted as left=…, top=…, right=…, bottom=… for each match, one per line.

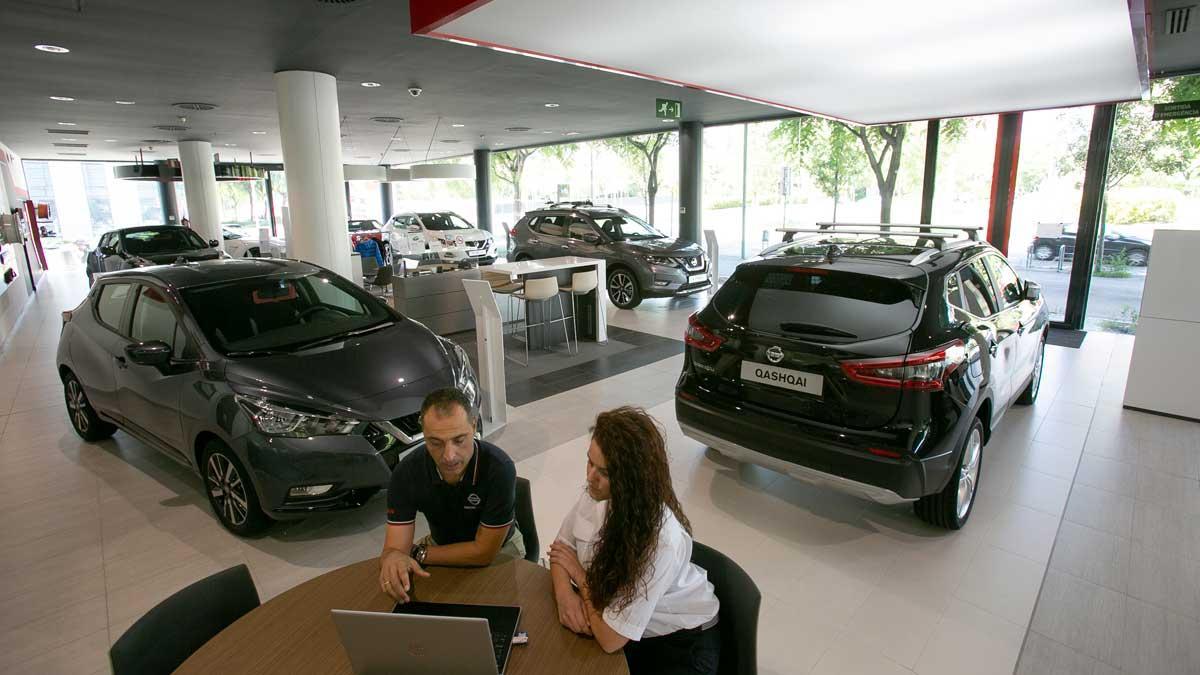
left=384, top=212, right=497, bottom=265
left=222, top=227, right=286, bottom=259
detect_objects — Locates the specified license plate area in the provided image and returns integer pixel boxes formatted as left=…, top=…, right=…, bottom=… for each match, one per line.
left=688, top=273, right=708, bottom=284
left=740, top=361, right=823, bottom=397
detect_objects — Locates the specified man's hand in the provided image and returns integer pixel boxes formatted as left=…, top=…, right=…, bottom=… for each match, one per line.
left=379, top=548, right=431, bottom=603
left=554, top=584, right=593, bottom=635
left=548, top=542, right=587, bottom=587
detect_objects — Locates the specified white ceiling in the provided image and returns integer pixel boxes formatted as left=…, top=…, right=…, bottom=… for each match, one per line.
left=0, top=0, right=782, bottom=163
left=425, top=0, right=1150, bottom=125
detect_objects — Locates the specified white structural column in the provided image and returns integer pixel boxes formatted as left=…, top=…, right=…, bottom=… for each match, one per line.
left=177, top=140, right=223, bottom=246
left=274, top=70, right=352, bottom=279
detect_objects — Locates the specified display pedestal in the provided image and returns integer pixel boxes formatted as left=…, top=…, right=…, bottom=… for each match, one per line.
left=1123, top=229, right=1200, bottom=421
left=704, top=229, right=719, bottom=287
left=463, top=279, right=507, bottom=436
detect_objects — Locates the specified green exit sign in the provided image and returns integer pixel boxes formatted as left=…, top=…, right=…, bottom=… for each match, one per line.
left=656, top=98, right=681, bottom=119
left=1153, top=100, right=1200, bottom=121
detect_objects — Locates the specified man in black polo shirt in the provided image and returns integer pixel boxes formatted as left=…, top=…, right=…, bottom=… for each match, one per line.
left=379, top=387, right=523, bottom=603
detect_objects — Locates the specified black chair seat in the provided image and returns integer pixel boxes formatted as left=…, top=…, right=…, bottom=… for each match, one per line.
left=691, top=541, right=761, bottom=675
left=514, top=476, right=539, bottom=563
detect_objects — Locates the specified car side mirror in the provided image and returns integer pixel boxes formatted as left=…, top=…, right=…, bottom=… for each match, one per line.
left=125, top=341, right=172, bottom=367
left=582, top=234, right=601, bottom=244
left=1024, top=280, right=1041, bottom=302
left=407, top=225, right=422, bottom=233
left=208, top=239, right=220, bottom=248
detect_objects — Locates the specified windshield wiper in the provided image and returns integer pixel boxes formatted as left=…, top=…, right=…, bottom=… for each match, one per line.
left=778, top=322, right=858, bottom=339
left=289, top=320, right=395, bottom=352
left=225, top=349, right=292, bottom=358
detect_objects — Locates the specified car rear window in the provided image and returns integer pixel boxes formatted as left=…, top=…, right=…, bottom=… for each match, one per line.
left=710, top=266, right=924, bottom=341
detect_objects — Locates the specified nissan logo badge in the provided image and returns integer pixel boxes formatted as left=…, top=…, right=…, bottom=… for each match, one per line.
left=766, top=346, right=784, bottom=364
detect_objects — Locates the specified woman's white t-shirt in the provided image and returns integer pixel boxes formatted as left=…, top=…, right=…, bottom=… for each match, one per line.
left=554, top=490, right=720, bottom=641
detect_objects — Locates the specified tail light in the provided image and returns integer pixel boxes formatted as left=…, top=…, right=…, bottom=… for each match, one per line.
left=685, top=313, right=723, bottom=353
left=840, top=340, right=967, bottom=391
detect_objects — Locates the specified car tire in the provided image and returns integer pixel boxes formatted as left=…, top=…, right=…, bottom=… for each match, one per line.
left=1016, top=335, right=1046, bottom=405
left=1033, top=244, right=1057, bottom=261
left=62, top=371, right=117, bottom=442
left=201, top=440, right=272, bottom=536
left=514, top=253, right=531, bottom=262
left=1126, top=248, right=1148, bottom=267
left=914, top=417, right=983, bottom=530
left=607, top=267, right=642, bottom=310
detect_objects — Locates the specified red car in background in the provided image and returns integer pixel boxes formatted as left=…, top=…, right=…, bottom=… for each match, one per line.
left=348, top=219, right=390, bottom=262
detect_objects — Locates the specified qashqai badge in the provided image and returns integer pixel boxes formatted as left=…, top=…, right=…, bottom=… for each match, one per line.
left=766, top=346, right=784, bottom=364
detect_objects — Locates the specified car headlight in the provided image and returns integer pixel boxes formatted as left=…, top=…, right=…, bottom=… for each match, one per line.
left=441, top=340, right=480, bottom=409
left=235, top=395, right=360, bottom=437
left=646, top=255, right=680, bottom=266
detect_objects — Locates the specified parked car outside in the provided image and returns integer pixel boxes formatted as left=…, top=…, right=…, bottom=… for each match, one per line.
left=85, top=225, right=225, bottom=285
left=676, top=229, right=1048, bottom=529
left=1031, top=222, right=1151, bottom=266
left=57, top=258, right=479, bottom=535
left=509, top=201, right=709, bottom=309
left=384, top=211, right=497, bottom=266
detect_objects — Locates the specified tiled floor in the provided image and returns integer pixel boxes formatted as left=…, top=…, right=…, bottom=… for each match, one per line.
left=1, top=262, right=1196, bottom=674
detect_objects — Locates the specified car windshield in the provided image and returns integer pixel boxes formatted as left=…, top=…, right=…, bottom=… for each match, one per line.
left=180, top=271, right=397, bottom=354
left=121, top=227, right=208, bottom=255
left=419, top=213, right=474, bottom=231
left=590, top=213, right=664, bottom=240
left=348, top=220, right=382, bottom=232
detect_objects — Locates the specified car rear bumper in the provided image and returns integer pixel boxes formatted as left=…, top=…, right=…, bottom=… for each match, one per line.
left=675, top=388, right=958, bottom=503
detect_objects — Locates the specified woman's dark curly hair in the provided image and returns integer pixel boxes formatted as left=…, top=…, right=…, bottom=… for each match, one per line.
left=586, top=406, right=691, bottom=613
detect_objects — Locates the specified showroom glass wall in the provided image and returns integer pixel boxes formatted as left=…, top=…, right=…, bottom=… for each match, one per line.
left=22, top=160, right=164, bottom=247
left=348, top=180, right=383, bottom=222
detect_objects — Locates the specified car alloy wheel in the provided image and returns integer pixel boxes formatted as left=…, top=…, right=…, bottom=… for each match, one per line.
left=609, top=271, right=635, bottom=306
left=1034, top=244, right=1056, bottom=261
left=1030, top=344, right=1044, bottom=397
left=956, top=427, right=982, bottom=520
left=1127, top=249, right=1148, bottom=266
left=66, top=379, right=90, bottom=433
left=206, top=453, right=250, bottom=527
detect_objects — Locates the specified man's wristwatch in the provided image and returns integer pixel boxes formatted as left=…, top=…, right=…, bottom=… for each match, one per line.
left=411, top=543, right=428, bottom=565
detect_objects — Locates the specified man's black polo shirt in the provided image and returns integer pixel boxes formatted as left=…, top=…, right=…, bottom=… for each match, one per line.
left=385, top=440, right=516, bottom=545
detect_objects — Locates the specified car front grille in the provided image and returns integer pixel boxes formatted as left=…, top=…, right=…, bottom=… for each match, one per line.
left=465, top=239, right=487, bottom=248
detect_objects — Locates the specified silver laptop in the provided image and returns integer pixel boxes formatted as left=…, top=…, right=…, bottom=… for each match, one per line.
left=332, top=605, right=520, bottom=675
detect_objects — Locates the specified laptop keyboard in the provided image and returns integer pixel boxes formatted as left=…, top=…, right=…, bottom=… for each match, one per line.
left=491, top=633, right=508, bottom=670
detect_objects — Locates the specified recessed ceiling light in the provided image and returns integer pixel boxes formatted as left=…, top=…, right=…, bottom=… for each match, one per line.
left=114, top=100, right=136, bottom=105
left=357, top=155, right=371, bottom=159
left=56, top=121, right=76, bottom=126
left=564, top=131, right=580, bottom=136
left=251, top=131, right=267, bottom=135
left=542, top=130, right=554, bottom=134
left=505, top=127, right=531, bottom=132
left=661, top=119, right=675, bottom=123
left=371, top=116, right=404, bottom=124
left=104, top=139, right=118, bottom=142
left=49, top=96, right=74, bottom=102
left=543, top=103, right=559, bottom=108
left=224, top=143, right=237, bottom=147
left=34, top=44, right=69, bottom=54
left=451, top=123, right=465, bottom=128
left=361, top=82, right=382, bottom=88
left=440, top=139, right=461, bottom=144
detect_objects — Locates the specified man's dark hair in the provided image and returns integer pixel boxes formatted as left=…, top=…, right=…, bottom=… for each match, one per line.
left=419, top=387, right=478, bottom=425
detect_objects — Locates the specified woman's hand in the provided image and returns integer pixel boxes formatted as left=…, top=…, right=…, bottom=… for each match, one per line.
left=548, top=542, right=587, bottom=587
left=554, top=584, right=593, bottom=635
left=379, top=548, right=431, bottom=603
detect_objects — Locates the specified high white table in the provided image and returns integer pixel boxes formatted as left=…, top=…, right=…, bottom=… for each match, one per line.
left=488, top=256, right=608, bottom=343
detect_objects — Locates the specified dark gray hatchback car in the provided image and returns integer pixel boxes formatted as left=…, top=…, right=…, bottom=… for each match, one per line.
left=509, top=202, right=710, bottom=309
left=57, top=258, right=478, bottom=535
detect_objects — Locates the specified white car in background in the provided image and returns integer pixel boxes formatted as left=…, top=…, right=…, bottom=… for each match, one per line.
left=384, top=211, right=497, bottom=265
left=223, top=228, right=286, bottom=258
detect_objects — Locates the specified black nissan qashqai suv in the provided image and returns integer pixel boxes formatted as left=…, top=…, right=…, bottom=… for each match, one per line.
left=676, top=227, right=1048, bottom=529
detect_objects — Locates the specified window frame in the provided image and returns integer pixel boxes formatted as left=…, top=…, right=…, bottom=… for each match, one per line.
left=950, top=255, right=1002, bottom=319
left=982, top=253, right=1024, bottom=310
left=93, top=281, right=136, bottom=337
left=129, top=281, right=202, bottom=361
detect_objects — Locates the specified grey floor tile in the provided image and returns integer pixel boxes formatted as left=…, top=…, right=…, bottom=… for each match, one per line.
left=1136, top=437, right=1200, bottom=480
left=1074, top=453, right=1137, bottom=498
left=1126, top=546, right=1200, bottom=620
left=1135, top=466, right=1200, bottom=515
left=1048, top=521, right=1131, bottom=593
left=1130, top=500, right=1200, bottom=564
left=1064, top=483, right=1134, bottom=539
left=1118, top=596, right=1200, bottom=675
left=1016, top=632, right=1121, bottom=675
left=1030, top=570, right=1126, bottom=667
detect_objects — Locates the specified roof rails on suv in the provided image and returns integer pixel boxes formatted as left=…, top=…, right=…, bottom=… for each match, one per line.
left=775, top=222, right=985, bottom=266
left=542, top=200, right=626, bottom=212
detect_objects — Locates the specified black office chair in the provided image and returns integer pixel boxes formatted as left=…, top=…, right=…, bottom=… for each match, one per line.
left=691, top=541, right=761, bottom=675
left=514, top=476, right=539, bottom=563
left=110, top=564, right=261, bottom=675
left=367, top=264, right=393, bottom=294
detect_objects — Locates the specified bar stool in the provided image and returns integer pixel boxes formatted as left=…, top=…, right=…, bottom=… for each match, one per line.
left=559, top=270, right=598, bottom=355
left=482, top=271, right=524, bottom=336
left=509, top=277, right=572, bottom=366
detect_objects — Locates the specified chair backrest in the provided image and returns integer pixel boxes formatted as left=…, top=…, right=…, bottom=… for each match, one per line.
left=110, top=564, right=261, bottom=675
left=690, top=541, right=760, bottom=675
left=523, top=276, right=560, bottom=301
left=513, top=477, right=539, bottom=563
left=571, top=270, right=598, bottom=294
left=361, top=254, right=379, bottom=276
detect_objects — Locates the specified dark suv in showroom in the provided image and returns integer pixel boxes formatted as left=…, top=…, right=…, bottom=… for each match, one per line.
left=85, top=225, right=225, bottom=285
left=509, top=201, right=710, bottom=309
left=57, top=258, right=478, bottom=535
left=676, top=226, right=1048, bottom=529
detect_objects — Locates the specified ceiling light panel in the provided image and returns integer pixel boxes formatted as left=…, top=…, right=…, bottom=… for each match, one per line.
left=423, top=0, right=1147, bottom=125
left=34, top=44, right=69, bottom=53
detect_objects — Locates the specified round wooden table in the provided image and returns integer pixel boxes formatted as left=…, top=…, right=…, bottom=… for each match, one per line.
left=175, top=557, right=629, bottom=675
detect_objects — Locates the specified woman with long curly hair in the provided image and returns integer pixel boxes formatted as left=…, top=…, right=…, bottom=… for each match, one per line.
left=548, top=406, right=720, bottom=675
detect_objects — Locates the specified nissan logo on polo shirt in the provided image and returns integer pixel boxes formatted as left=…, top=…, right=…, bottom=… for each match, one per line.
left=766, top=345, right=785, bottom=364
left=467, top=493, right=481, bottom=507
